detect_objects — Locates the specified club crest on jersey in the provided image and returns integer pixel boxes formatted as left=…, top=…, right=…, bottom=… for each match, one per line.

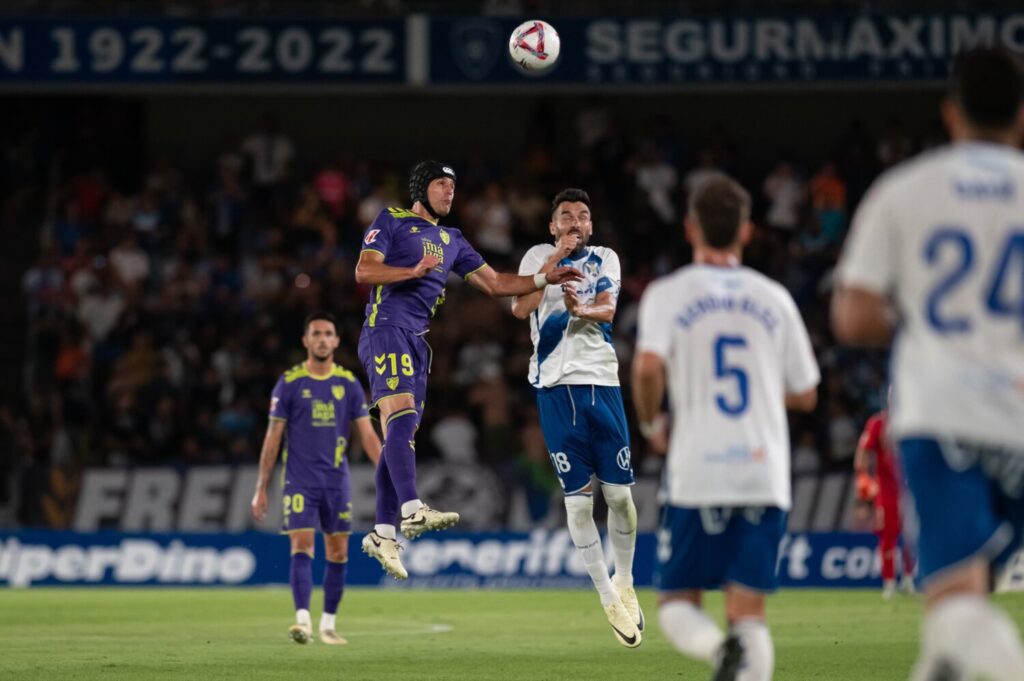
left=302, top=389, right=312, bottom=398
left=409, top=226, right=420, bottom=233
left=439, top=229, right=450, bottom=245
left=332, top=385, right=345, bottom=400
left=617, top=446, right=632, bottom=470
left=364, top=229, right=381, bottom=244
left=583, top=261, right=599, bottom=277
left=386, top=377, right=400, bottom=390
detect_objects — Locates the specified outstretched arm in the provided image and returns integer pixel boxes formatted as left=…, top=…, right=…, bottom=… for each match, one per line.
left=563, top=289, right=617, bottom=323
left=468, top=264, right=583, bottom=298
left=355, top=250, right=439, bottom=286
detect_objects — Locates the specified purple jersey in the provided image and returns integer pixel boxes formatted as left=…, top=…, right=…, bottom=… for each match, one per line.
left=269, top=363, right=370, bottom=488
left=361, top=207, right=487, bottom=333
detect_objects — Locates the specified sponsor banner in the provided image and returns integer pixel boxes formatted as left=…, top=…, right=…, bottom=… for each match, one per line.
left=432, top=13, right=1024, bottom=85
left=7, top=529, right=1020, bottom=589
left=71, top=463, right=512, bottom=533
left=0, top=18, right=405, bottom=84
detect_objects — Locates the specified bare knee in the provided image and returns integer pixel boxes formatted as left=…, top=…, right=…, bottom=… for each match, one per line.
left=324, top=534, right=349, bottom=563
left=659, top=589, right=702, bottom=608
left=724, top=584, right=766, bottom=623
left=924, top=559, right=990, bottom=610
left=290, top=531, right=315, bottom=557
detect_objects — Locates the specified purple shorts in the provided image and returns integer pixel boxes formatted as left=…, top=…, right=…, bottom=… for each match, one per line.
left=281, top=480, right=352, bottom=535
left=357, top=325, right=429, bottom=414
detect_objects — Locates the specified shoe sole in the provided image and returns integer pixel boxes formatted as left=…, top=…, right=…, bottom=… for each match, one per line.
left=401, top=515, right=459, bottom=540
left=289, top=627, right=311, bottom=645
left=319, top=634, right=348, bottom=646
left=361, top=540, right=408, bottom=581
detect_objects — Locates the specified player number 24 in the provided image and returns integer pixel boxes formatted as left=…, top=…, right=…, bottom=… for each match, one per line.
left=924, top=228, right=1024, bottom=332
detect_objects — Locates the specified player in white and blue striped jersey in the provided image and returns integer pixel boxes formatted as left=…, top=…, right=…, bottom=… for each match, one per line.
left=512, top=188, right=642, bottom=649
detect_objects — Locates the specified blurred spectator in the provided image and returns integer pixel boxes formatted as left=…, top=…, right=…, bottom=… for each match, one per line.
left=634, top=145, right=678, bottom=225
left=762, top=159, right=805, bottom=240
left=809, top=161, right=848, bottom=246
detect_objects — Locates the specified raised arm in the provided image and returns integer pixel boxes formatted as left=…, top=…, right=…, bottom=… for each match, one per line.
left=468, top=263, right=582, bottom=298
left=355, top=249, right=439, bottom=286
left=251, top=419, right=286, bottom=521
left=511, top=235, right=580, bottom=319
left=563, top=289, right=617, bottom=324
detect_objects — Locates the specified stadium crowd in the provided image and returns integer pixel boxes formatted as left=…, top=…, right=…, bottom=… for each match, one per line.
left=2, top=99, right=916, bottom=529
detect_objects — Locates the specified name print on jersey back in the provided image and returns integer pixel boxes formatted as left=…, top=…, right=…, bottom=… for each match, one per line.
left=637, top=264, right=820, bottom=510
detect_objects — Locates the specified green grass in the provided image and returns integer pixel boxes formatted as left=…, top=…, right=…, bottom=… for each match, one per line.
left=1, top=588, right=1022, bottom=680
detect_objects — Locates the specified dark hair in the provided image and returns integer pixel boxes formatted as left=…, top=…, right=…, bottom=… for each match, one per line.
left=950, top=47, right=1024, bottom=130
left=688, top=175, right=751, bottom=249
left=551, top=188, right=591, bottom=216
left=303, top=311, right=337, bottom=334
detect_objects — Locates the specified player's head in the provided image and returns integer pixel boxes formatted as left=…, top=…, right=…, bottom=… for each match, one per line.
left=549, top=188, right=592, bottom=256
left=409, top=161, right=457, bottom=220
left=944, top=47, right=1024, bottom=143
left=685, top=174, right=753, bottom=254
left=302, top=311, right=339, bottom=362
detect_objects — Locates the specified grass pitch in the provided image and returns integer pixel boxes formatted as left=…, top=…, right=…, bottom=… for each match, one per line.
left=2, top=588, right=1022, bottom=680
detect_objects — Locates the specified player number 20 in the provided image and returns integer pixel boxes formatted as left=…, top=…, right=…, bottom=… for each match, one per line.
left=549, top=451, right=572, bottom=473
left=283, top=493, right=305, bottom=515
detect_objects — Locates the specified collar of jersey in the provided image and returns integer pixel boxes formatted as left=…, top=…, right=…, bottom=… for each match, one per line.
left=303, top=362, right=336, bottom=381
left=563, top=246, right=590, bottom=262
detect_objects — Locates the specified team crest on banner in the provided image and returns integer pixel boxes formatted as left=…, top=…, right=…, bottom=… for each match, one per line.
left=387, top=377, right=399, bottom=390
left=439, top=229, right=450, bottom=245
left=450, top=20, right=500, bottom=80
left=332, top=385, right=345, bottom=400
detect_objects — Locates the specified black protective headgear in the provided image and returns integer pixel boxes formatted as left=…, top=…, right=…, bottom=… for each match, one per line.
left=409, top=161, right=457, bottom=219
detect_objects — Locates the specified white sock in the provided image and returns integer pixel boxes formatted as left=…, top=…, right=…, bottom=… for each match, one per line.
left=296, top=608, right=311, bottom=626
left=602, top=485, right=636, bottom=586
left=320, top=613, right=336, bottom=632
left=564, top=494, right=617, bottom=607
left=658, top=600, right=724, bottom=663
left=374, top=524, right=396, bottom=540
left=733, top=619, right=773, bottom=681
left=401, top=499, right=424, bottom=517
left=912, top=594, right=1024, bottom=681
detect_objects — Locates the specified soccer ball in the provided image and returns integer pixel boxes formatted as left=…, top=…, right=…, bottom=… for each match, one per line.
left=508, top=20, right=560, bottom=73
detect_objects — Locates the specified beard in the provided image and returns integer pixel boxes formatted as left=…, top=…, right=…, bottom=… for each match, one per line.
left=312, top=351, right=333, bottom=362
left=567, top=229, right=589, bottom=256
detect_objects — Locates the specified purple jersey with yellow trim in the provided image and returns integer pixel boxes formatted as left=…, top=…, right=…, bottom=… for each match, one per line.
left=361, top=207, right=487, bottom=333
left=269, top=363, right=370, bottom=488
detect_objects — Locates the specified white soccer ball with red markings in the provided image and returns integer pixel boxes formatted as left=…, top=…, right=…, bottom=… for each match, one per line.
left=509, top=20, right=560, bottom=73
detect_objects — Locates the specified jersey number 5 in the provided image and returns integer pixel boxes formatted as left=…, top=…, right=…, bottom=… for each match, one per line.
left=714, top=335, right=749, bottom=416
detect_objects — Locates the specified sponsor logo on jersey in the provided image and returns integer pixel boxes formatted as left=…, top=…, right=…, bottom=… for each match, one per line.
left=364, top=229, right=381, bottom=244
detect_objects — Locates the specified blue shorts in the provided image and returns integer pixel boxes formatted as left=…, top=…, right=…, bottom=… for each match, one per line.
left=900, top=437, right=1024, bottom=585
left=357, top=325, right=429, bottom=416
left=536, top=385, right=635, bottom=494
left=655, top=505, right=787, bottom=593
left=281, top=480, right=353, bottom=535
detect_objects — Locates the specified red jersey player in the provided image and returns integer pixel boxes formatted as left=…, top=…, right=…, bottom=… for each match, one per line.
left=854, top=410, right=916, bottom=598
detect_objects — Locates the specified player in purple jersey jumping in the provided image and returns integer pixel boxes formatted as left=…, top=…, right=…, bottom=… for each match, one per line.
left=355, top=161, right=582, bottom=579
left=251, top=311, right=382, bottom=645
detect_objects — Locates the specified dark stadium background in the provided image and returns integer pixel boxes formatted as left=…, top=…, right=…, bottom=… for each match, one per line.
left=1, top=0, right=1009, bottom=546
